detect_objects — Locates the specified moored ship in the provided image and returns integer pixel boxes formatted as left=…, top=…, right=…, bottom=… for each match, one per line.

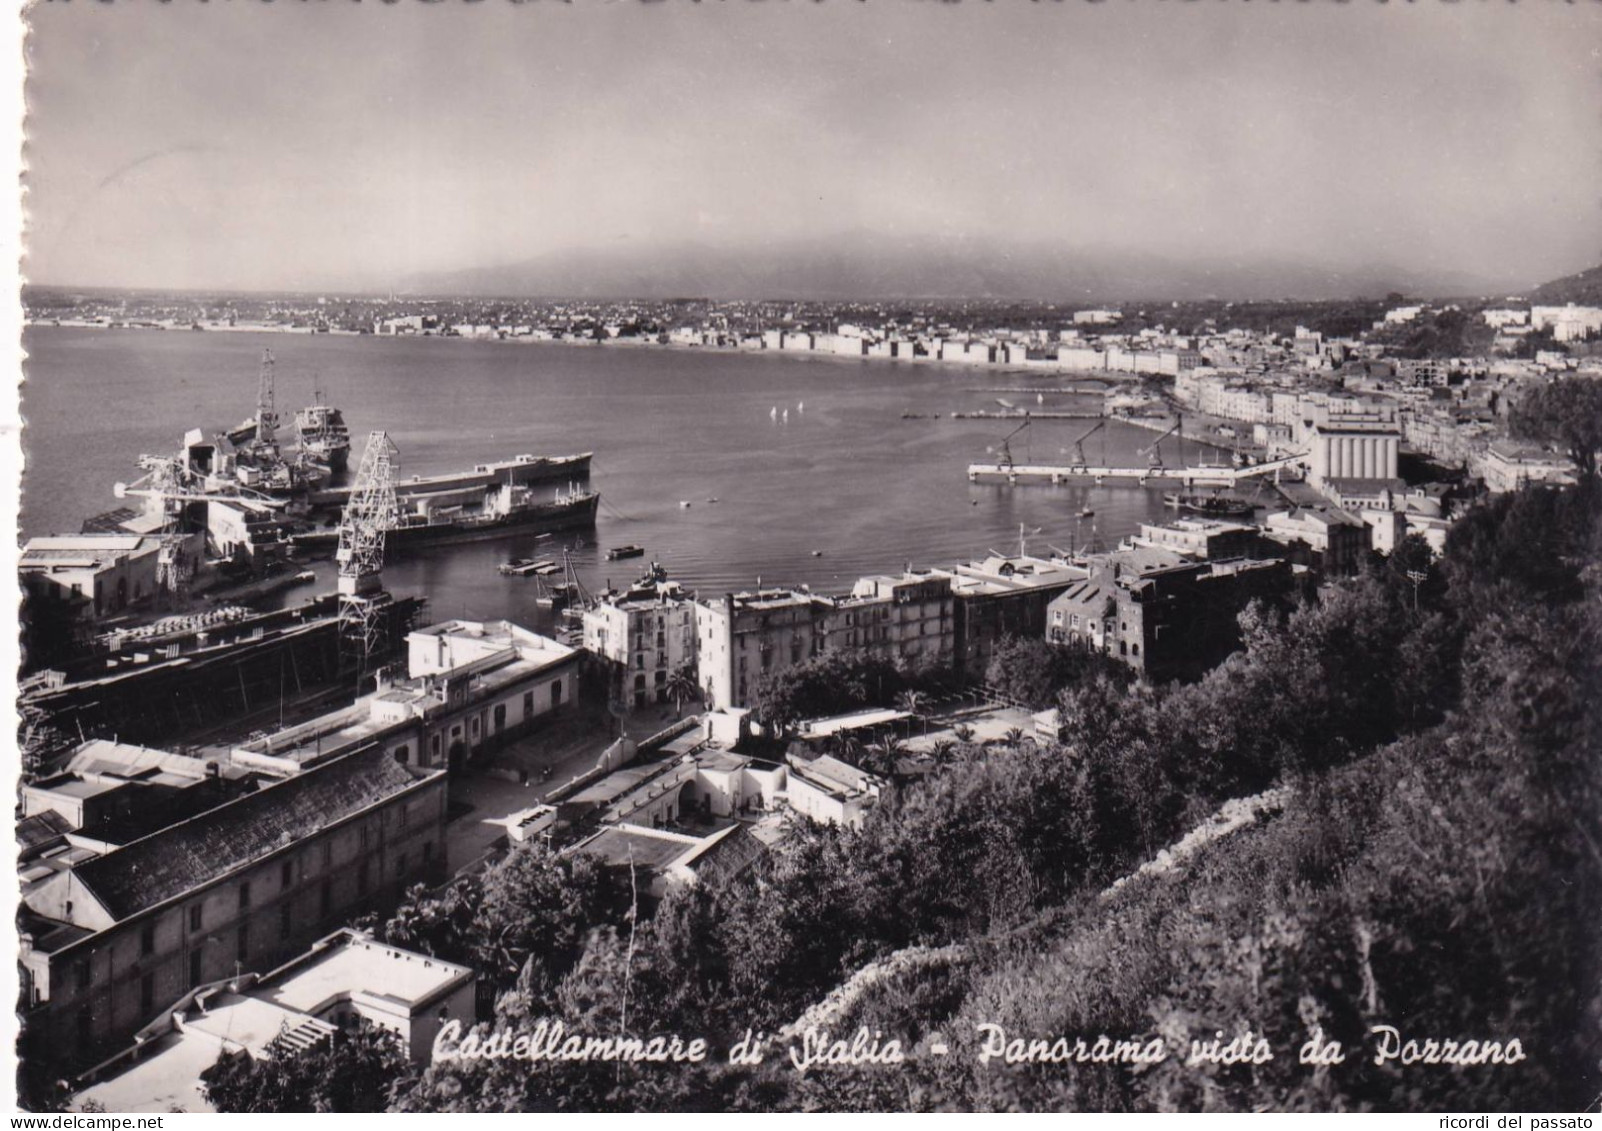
left=293, top=481, right=598, bottom=554
left=293, top=391, right=351, bottom=473
left=1162, top=491, right=1255, bottom=518
left=308, top=451, right=592, bottom=510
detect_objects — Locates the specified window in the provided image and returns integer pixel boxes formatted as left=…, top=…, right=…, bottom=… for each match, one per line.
left=279, top=902, right=292, bottom=942
left=493, top=704, right=506, bottom=732
left=357, top=860, right=370, bottom=896
left=281, top=860, right=294, bottom=889
left=188, top=905, right=203, bottom=933
left=320, top=879, right=333, bottom=919
left=431, top=734, right=442, bottom=759
left=75, top=959, right=90, bottom=990
left=139, top=921, right=155, bottom=957
left=188, top=951, right=202, bottom=987
left=323, top=841, right=333, bottom=868
left=360, top=826, right=370, bottom=850
left=523, top=691, right=534, bottom=717
left=423, top=841, right=434, bottom=866
left=399, top=803, right=409, bottom=828
left=551, top=680, right=563, bottom=707
left=470, top=717, right=480, bottom=739
left=394, top=745, right=409, bottom=765
left=239, top=882, right=252, bottom=910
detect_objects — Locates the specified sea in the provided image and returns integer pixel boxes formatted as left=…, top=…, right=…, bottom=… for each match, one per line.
left=20, top=327, right=1233, bottom=632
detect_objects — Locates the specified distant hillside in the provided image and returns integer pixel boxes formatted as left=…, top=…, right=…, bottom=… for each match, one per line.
left=406, top=235, right=1510, bottom=304
left=1528, top=263, right=1602, bottom=306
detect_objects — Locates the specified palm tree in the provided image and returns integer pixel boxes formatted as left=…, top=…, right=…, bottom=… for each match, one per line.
left=866, top=734, right=906, bottom=777
left=895, top=689, right=928, bottom=734
left=664, top=663, right=701, bottom=719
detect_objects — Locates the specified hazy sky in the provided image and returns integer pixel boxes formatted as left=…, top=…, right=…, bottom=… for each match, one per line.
left=21, top=0, right=1602, bottom=294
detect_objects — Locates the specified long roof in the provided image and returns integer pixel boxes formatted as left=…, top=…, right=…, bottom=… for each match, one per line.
left=72, top=745, right=437, bottom=922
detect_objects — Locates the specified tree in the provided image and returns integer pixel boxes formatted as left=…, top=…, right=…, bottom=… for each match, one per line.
left=1510, top=376, right=1602, bottom=484
left=664, top=663, right=701, bottom=718
left=200, top=1019, right=411, bottom=1113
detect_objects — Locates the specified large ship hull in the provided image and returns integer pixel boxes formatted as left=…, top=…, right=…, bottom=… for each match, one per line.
left=307, top=451, right=592, bottom=509
left=292, top=491, right=599, bottom=556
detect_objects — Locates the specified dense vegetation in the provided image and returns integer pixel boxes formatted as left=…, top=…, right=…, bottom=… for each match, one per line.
left=201, top=468, right=1601, bottom=1112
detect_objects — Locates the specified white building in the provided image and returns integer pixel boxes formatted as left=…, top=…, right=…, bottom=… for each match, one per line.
left=73, top=930, right=474, bottom=1112
left=582, top=585, right=698, bottom=710
left=232, top=619, right=580, bottom=775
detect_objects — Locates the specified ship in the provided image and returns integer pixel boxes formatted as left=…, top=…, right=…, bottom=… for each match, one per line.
left=1162, top=491, right=1255, bottom=518
left=606, top=544, right=645, bottom=561
left=293, top=391, right=351, bottom=473
left=308, top=451, right=592, bottom=511
left=293, top=482, right=599, bottom=554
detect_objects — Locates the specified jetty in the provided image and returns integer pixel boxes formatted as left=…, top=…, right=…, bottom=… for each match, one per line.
left=967, top=452, right=1306, bottom=488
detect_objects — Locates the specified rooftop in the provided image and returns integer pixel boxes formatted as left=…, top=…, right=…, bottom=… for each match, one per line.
left=66, top=745, right=437, bottom=923
left=257, top=930, right=472, bottom=1017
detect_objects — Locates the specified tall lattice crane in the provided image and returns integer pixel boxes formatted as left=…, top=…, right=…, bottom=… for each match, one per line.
left=255, top=348, right=280, bottom=448
left=337, top=431, right=398, bottom=665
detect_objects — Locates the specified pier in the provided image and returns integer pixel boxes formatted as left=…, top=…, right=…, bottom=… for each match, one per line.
left=967, top=452, right=1306, bottom=488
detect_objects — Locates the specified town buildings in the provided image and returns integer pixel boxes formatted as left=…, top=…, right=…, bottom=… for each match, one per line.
left=581, top=576, right=698, bottom=710
left=693, top=589, right=834, bottom=712
left=1047, top=549, right=1302, bottom=682
left=1477, top=440, right=1578, bottom=494
left=1262, top=507, right=1373, bottom=576
left=19, top=533, right=204, bottom=622
left=230, top=619, right=581, bottom=775
left=73, top=930, right=474, bottom=1112
left=19, top=744, right=450, bottom=1072
left=833, top=570, right=956, bottom=671
left=934, top=554, right=1089, bottom=677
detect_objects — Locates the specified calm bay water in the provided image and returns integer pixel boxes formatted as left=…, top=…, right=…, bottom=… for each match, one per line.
left=21, top=327, right=1228, bottom=629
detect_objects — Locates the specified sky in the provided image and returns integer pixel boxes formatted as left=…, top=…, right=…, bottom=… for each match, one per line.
left=20, top=0, right=1602, bottom=296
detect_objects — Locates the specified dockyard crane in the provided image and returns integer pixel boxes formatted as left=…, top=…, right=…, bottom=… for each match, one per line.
left=1067, top=419, right=1106, bottom=469
left=1141, top=414, right=1184, bottom=470
left=336, top=431, right=399, bottom=667
left=255, top=348, right=280, bottom=449
left=996, top=419, right=1032, bottom=470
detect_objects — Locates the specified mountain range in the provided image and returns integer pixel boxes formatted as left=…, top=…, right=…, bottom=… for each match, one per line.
left=1526, top=263, right=1602, bottom=307
left=404, top=233, right=1528, bottom=304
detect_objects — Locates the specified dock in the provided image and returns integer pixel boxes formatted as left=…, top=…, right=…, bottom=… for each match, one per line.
left=949, top=410, right=1103, bottom=420
left=967, top=452, right=1306, bottom=488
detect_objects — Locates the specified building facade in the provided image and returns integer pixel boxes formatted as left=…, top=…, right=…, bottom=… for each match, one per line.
left=694, top=590, right=834, bottom=711
left=19, top=744, right=449, bottom=1073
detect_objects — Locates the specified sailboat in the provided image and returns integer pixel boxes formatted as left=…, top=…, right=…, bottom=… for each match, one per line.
left=770, top=406, right=778, bottom=421
left=782, top=408, right=789, bottom=422
left=798, top=401, right=805, bottom=414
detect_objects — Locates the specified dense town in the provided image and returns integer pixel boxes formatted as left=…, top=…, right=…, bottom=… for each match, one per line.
left=15, top=279, right=1602, bottom=1113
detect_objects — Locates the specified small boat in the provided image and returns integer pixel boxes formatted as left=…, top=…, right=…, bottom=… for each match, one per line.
left=811, top=549, right=824, bottom=557
left=1079, top=507, right=1095, bottom=519
left=607, top=544, right=645, bottom=561
left=1163, top=491, right=1255, bottom=518
left=679, top=500, right=693, bottom=508
left=706, top=497, right=719, bottom=504
left=500, top=557, right=556, bottom=577
left=770, top=406, right=778, bottom=420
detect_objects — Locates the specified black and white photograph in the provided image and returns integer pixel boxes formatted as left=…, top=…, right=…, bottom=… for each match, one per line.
left=8, top=0, right=1602, bottom=1116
